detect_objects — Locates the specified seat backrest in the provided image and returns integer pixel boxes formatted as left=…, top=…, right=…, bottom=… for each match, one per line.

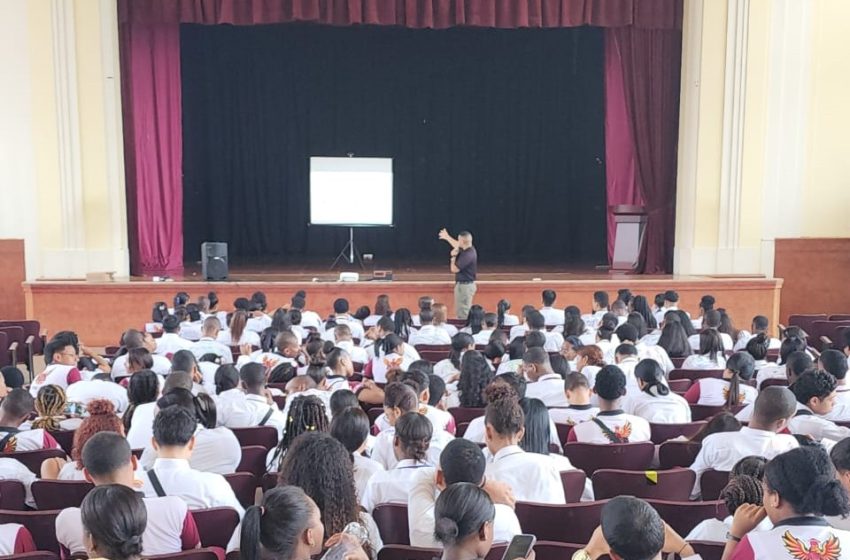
left=533, top=541, right=588, bottom=560
left=560, top=469, right=587, bottom=503
left=261, top=472, right=278, bottom=493
left=372, top=503, right=410, bottom=545
left=688, top=540, right=725, bottom=560
left=515, top=500, right=607, bottom=543
left=236, top=445, right=269, bottom=479
left=376, top=545, right=441, bottom=560
left=760, top=378, right=789, bottom=389
left=554, top=423, right=573, bottom=447
left=456, top=421, right=471, bottom=438
left=0, top=332, right=10, bottom=368
left=699, top=469, right=731, bottom=501
left=0, top=479, right=27, bottom=510
left=829, top=314, right=850, bottom=322
left=563, top=442, right=655, bottom=476
left=688, top=404, right=728, bottom=422
left=649, top=421, right=706, bottom=444
left=224, top=472, right=258, bottom=509
left=414, top=345, right=452, bottom=363
left=32, top=480, right=94, bottom=510
left=447, top=407, right=485, bottom=425
left=0, top=509, right=60, bottom=553
left=0, top=449, right=67, bottom=475
left=670, top=357, right=686, bottom=369
left=669, top=369, right=724, bottom=382
left=658, top=441, right=702, bottom=470
left=367, top=407, right=384, bottom=426
left=591, top=468, right=695, bottom=501
left=230, top=426, right=278, bottom=449
left=7, top=553, right=60, bottom=560
left=0, top=320, right=43, bottom=354
left=48, top=430, right=76, bottom=456
left=192, top=507, right=241, bottom=550
left=0, top=326, right=25, bottom=350
left=144, top=547, right=224, bottom=560
left=645, top=499, right=728, bottom=537
left=667, top=378, right=692, bottom=392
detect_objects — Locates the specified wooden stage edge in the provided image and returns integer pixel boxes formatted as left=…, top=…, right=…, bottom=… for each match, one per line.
left=24, top=271, right=783, bottom=347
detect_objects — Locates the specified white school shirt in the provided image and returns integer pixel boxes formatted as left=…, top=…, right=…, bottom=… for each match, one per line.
left=688, top=332, right=734, bottom=352
left=789, top=405, right=850, bottom=443
left=155, top=332, right=193, bottom=356
left=371, top=426, right=454, bottom=470
left=0, top=458, right=36, bottom=507
left=190, top=337, right=233, bottom=364
left=246, top=314, right=272, bottom=334
left=733, top=332, right=781, bottom=352
left=366, top=342, right=421, bottom=363
left=244, top=393, right=287, bottom=438
left=371, top=405, right=454, bottom=435
left=485, top=445, right=565, bottom=504
left=464, top=415, right=562, bottom=452
left=111, top=353, right=172, bottom=379
left=335, top=315, right=365, bottom=340
left=681, top=354, right=727, bottom=370
left=825, top=387, right=850, bottom=421
left=755, top=364, right=787, bottom=390
left=436, top=323, right=458, bottom=337
left=689, top=427, right=798, bottom=498
left=140, top=457, right=244, bottom=517
left=353, top=453, right=385, bottom=502
left=640, top=330, right=663, bottom=347
left=298, top=309, right=324, bottom=331
left=0, top=523, right=32, bottom=556
left=525, top=374, right=568, bottom=407
left=408, top=467, right=522, bottom=548
left=508, top=324, right=528, bottom=341
left=370, top=353, right=414, bottom=383
left=361, top=459, right=431, bottom=512
left=539, top=307, right=564, bottom=327
left=57, top=461, right=88, bottom=481
left=217, top=329, right=261, bottom=347
left=569, top=411, right=651, bottom=444
left=742, top=518, right=850, bottom=560
left=235, top=351, right=295, bottom=373
left=29, top=363, right=83, bottom=396
left=694, top=378, right=758, bottom=407
left=0, top=427, right=60, bottom=452
left=581, top=310, right=609, bottom=330
left=541, top=331, right=565, bottom=353
left=127, top=401, right=158, bottom=450
left=685, top=515, right=773, bottom=543
left=214, top=388, right=255, bottom=429
left=56, top=495, right=194, bottom=557
left=64, top=378, right=130, bottom=413
left=473, top=329, right=496, bottom=345
left=335, top=340, right=369, bottom=364
left=179, top=321, right=203, bottom=341
left=500, top=314, right=520, bottom=327
left=548, top=405, right=599, bottom=426
left=624, top=388, right=692, bottom=423
left=433, top=359, right=460, bottom=382
left=140, top=425, right=242, bottom=475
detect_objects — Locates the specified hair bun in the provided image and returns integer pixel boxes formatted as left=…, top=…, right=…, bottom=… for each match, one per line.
left=118, top=534, right=143, bottom=557
left=85, top=399, right=116, bottom=416
left=434, top=517, right=460, bottom=544
left=485, top=383, right=518, bottom=404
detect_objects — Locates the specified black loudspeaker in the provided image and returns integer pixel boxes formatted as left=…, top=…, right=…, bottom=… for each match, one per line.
left=201, top=242, right=228, bottom=280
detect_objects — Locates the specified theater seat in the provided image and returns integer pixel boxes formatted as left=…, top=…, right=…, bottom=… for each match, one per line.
left=560, top=470, right=587, bottom=503
left=515, top=500, right=606, bottom=544
left=456, top=422, right=470, bottom=438
left=414, top=345, right=452, bottom=364
left=261, top=472, right=277, bottom=493
left=223, top=472, right=258, bottom=509
left=0, top=449, right=67, bottom=476
left=193, top=507, right=240, bottom=550
left=236, top=445, right=268, bottom=479
left=145, top=548, right=225, bottom=560
left=658, top=441, right=702, bottom=470
left=533, top=541, right=590, bottom=560
left=377, top=545, right=439, bottom=560
left=667, top=379, right=692, bottom=393
left=554, top=423, right=573, bottom=447
left=688, top=405, right=728, bottom=422
left=0, top=480, right=27, bottom=510
left=372, top=503, right=409, bottom=545
left=688, top=540, right=724, bottom=560
left=0, top=510, right=60, bottom=553
left=699, top=470, right=731, bottom=501
left=645, top=499, right=727, bottom=537
left=669, top=369, right=724, bottom=382
left=47, top=430, right=75, bottom=456
left=591, top=468, right=695, bottom=501
left=448, top=407, right=485, bottom=426
left=563, top=442, right=655, bottom=476
left=649, top=421, right=706, bottom=444
left=31, top=480, right=94, bottom=510
left=1, top=553, right=59, bottom=560
left=230, top=426, right=278, bottom=450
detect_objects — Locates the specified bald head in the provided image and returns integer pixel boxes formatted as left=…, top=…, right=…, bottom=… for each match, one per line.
left=752, top=386, right=797, bottom=431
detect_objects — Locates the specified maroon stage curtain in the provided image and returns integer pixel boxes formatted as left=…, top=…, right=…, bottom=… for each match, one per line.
left=119, top=23, right=184, bottom=275
left=608, top=26, right=683, bottom=273
left=119, top=0, right=681, bottom=274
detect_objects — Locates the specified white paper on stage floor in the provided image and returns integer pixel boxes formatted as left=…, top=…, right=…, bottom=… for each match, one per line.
left=309, top=157, right=393, bottom=226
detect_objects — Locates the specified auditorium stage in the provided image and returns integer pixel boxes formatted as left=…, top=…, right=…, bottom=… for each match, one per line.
left=23, top=262, right=783, bottom=347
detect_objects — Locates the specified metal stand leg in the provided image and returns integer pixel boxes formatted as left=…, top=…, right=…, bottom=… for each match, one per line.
left=331, top=227, right=365, bottom=270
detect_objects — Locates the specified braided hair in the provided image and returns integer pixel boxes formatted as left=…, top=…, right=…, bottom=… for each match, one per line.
left=32, top=384, right=67, bottom=431
left=269, top=395, right=329, bottom=472
left=721, top=474, right=764, bottom=515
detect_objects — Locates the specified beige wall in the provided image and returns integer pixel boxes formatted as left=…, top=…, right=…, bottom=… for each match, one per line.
left=0, top=0, right=128, bottom=280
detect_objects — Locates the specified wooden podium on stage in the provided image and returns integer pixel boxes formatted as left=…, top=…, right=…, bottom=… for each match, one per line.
left=610, top=205, right=648, bottom=273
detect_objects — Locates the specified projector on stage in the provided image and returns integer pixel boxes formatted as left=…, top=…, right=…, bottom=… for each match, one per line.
left=338, top=272, right=359, bottom=282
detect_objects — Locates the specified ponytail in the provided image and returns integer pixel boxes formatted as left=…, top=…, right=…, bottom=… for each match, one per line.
left=240, top=505, right=263, bottom=560
left=727, top=371, right=741, bottom=408
left=449, top=333, right=475, bottom=370
left=496, top=300, right=509, bottom=329
left=241, top=487, right=315, bottom=560
left=634, top=359, right=669, bottom=397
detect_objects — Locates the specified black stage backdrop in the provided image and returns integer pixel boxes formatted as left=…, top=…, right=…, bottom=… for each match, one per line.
left=181, top=23, right=606, bottom=265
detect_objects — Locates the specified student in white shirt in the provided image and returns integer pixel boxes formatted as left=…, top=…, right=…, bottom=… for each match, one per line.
left=124, top=370, right=161, bottom=450
left=736, top=352, right=814, bottom=424
left=267, top=392, right=331, bottom=473
left=0, top=388, right=63, bottom=452
left=688, top=310, right=734, bottom=352
left=0, top=457, right=36, bottom=508
left=613, top=344, right=642, bottom=394
left=472, top=313, right=498, bottom=346
left=629, top=295, right=660, bottom=334
left=56, top=432, right=200, bottom=557
left=29, top=383, right=82, bottom=432
left=496, top=299, right=520, bottom=328
left=685, top=351, right=758, bottom=407
left=386, top=369, right=455, bottom=435
left=744, top=333, right=772, bottom=371
left=722, top=446, right=850, bottom=560
left=613, top=323, right=675, bottom=374
left=76, top=484, right=149, bottom=560
left=733, top=315, right=782, bottom=352
left=548, top=372, right=600, bottom=426
left=331, top=298, right=366, bottom=341
left=369, top=334, right=413, bottom=384
left=277, top=431, right=384, bottom=556
left=411, top=295, right=434, bottom=327
left=574, top=345, right=605, bottom=390
left=189, top=316, right=234, bottom=364
left=453, top=350, right=495, bottom=410
left=0, top=523, right=35, bottom=556
left=408, top=438, right=521, bottom=548
left=582, top=290, right=610, bottom=330
left=522, top=348, right=568, bottom=407
left=364, top=294, right=392, bottom=328
left=432, top=483, right=497, bottom=559
left=213, top=365, right=254, bottom=429
left=569, top=365, right=651, bottom=444
left=820, top=349, right=850, bottom=417
left=112, top=332, right=172, bottom=379
left=321, top=347, right=355, bottom=393
left=29, top=339, right=84, bottom=396
left=525, top=310, right=564, bottom=353
left=331, top=407, right=384, bottom=500
left=218, top=310, right=261, bottom=347
left=789, top=369, right=850, bottom=443
left=65, top=372, right=129, bottom=413
left=240, top=362, right=287, bottom=438
left=434, top=333, right=475, bottom=382
left=483, top=385, right=565, bottom=504
left=154, top=315, right=193, bottom=356
left=333, top=324, right=369, bottom=364
left=755, top=342, right=811, bottom=390
left=362, top=411, right=433, bottom=512
left=689, top=295, right=716, bottom=331
left=573, top=496, right=704, bottom=560
left=593, top=316, right=621, bottom=357
left=686, top=469, right=772, bottom=543
left=409, top=309, right=452, bottom=347
left=432, top=303, right=459, bottom=337
left=624, top=359, right=691, bottom=423
left=689, top=386, right=799, bottom=498
left=539, top=289, right=564, bottom=326
left=828, top=439, right=850, bottom=531
left=652, top=290, right=685, bottom=325
left=681, top=329, right=727, bottom=370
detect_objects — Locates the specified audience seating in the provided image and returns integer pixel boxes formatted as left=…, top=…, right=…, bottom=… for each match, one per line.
left=829, top=314, right=850, bottom=322
left=367, top=407, right=384, bottom=426
left=261, top=472, right=277, bottom=493
left=377, top=545, right=440, bottom=560
left=372, top=503, right=410, bottom=545
left=0, top=509, right=60, bottom=553
left=658, top=441, right=702, bottom=470
left=271, top=395, right=286, bottom=410
left=560, top=470, right=587, bottom=503
left=649, top=422, right=706, bottom=444
left=699, top=469, right=731, bottom=501
left=224, top=472, right=258, bottom=509
left=591, top=468, right=695, bottom=501
left=788, top=314, right=826, bottom=340
left=689, top=404, right=736, bottom=422
left=48, top=430, right=76, bottom=456
left=670, top=357, right=686, bottom=369
left=413, top=344, right=451, bottom=363
left=0, top=480, right=27, bottom=510
left=688, top=540, right=724, bottom=560
left=2, top=553, right=59, bottom=560
left=231, top=426, right=278, bottom=450
left=669, top=369, right=724, bottom=382
left=193, top=507, right=241, bottom=550
left=555, top=423, right=573, bottom=447
left=760, top=378, right=788, bottom=389
left=0, top=326, right=25, bottom=371
left=32, top=480, right=94, bottom=510
left=667, top=379, right=692, bottom=392
left=455, top=421, right=470, bottom=438
left=564, top=443, right=655, bottom=476
left=236, top=445, right=268, bottom=479
left=533, top=542, right=588, bottom=560
left=0, top=332, right=11, bottom=369
left=448, top=407, right=485, bottom=426
left=146, top=548, right=225, bottom=560
left=811, top=320, right=850, bottom=351
left=0, top=320, right=46, bottom=366
left=267, top=383, right=288, bottom=393
left=645, top=499, right=727, bottom=537
left=0, top=449, right=66, bottom=475
left=515, top=500, right=606, bottom=544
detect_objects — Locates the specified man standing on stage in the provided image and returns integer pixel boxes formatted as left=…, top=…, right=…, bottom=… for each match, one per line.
left=438, top=228, right=478, bottom=319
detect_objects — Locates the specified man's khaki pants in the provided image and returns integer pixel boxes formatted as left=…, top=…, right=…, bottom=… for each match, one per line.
left=454, top=282, right=477, bottom=319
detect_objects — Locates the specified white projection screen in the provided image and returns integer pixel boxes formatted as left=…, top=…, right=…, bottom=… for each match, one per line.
left=309, top=157, right=393, bottom=226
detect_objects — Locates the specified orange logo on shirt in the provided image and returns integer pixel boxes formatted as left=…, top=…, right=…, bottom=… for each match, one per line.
left=782, top=531, right=841, bottom=560
left=722, top=386, right=746, bottom=404
left=261, top=355, right=280, bottom=373
left=383, top=356, right=403, bottom=371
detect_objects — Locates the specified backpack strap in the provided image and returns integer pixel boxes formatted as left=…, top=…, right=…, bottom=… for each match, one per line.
left=591, top=417, right=626, bottom=444
left=147, top=469, right=167, bottom=497
left=259, top=407, right=275, bottom=427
